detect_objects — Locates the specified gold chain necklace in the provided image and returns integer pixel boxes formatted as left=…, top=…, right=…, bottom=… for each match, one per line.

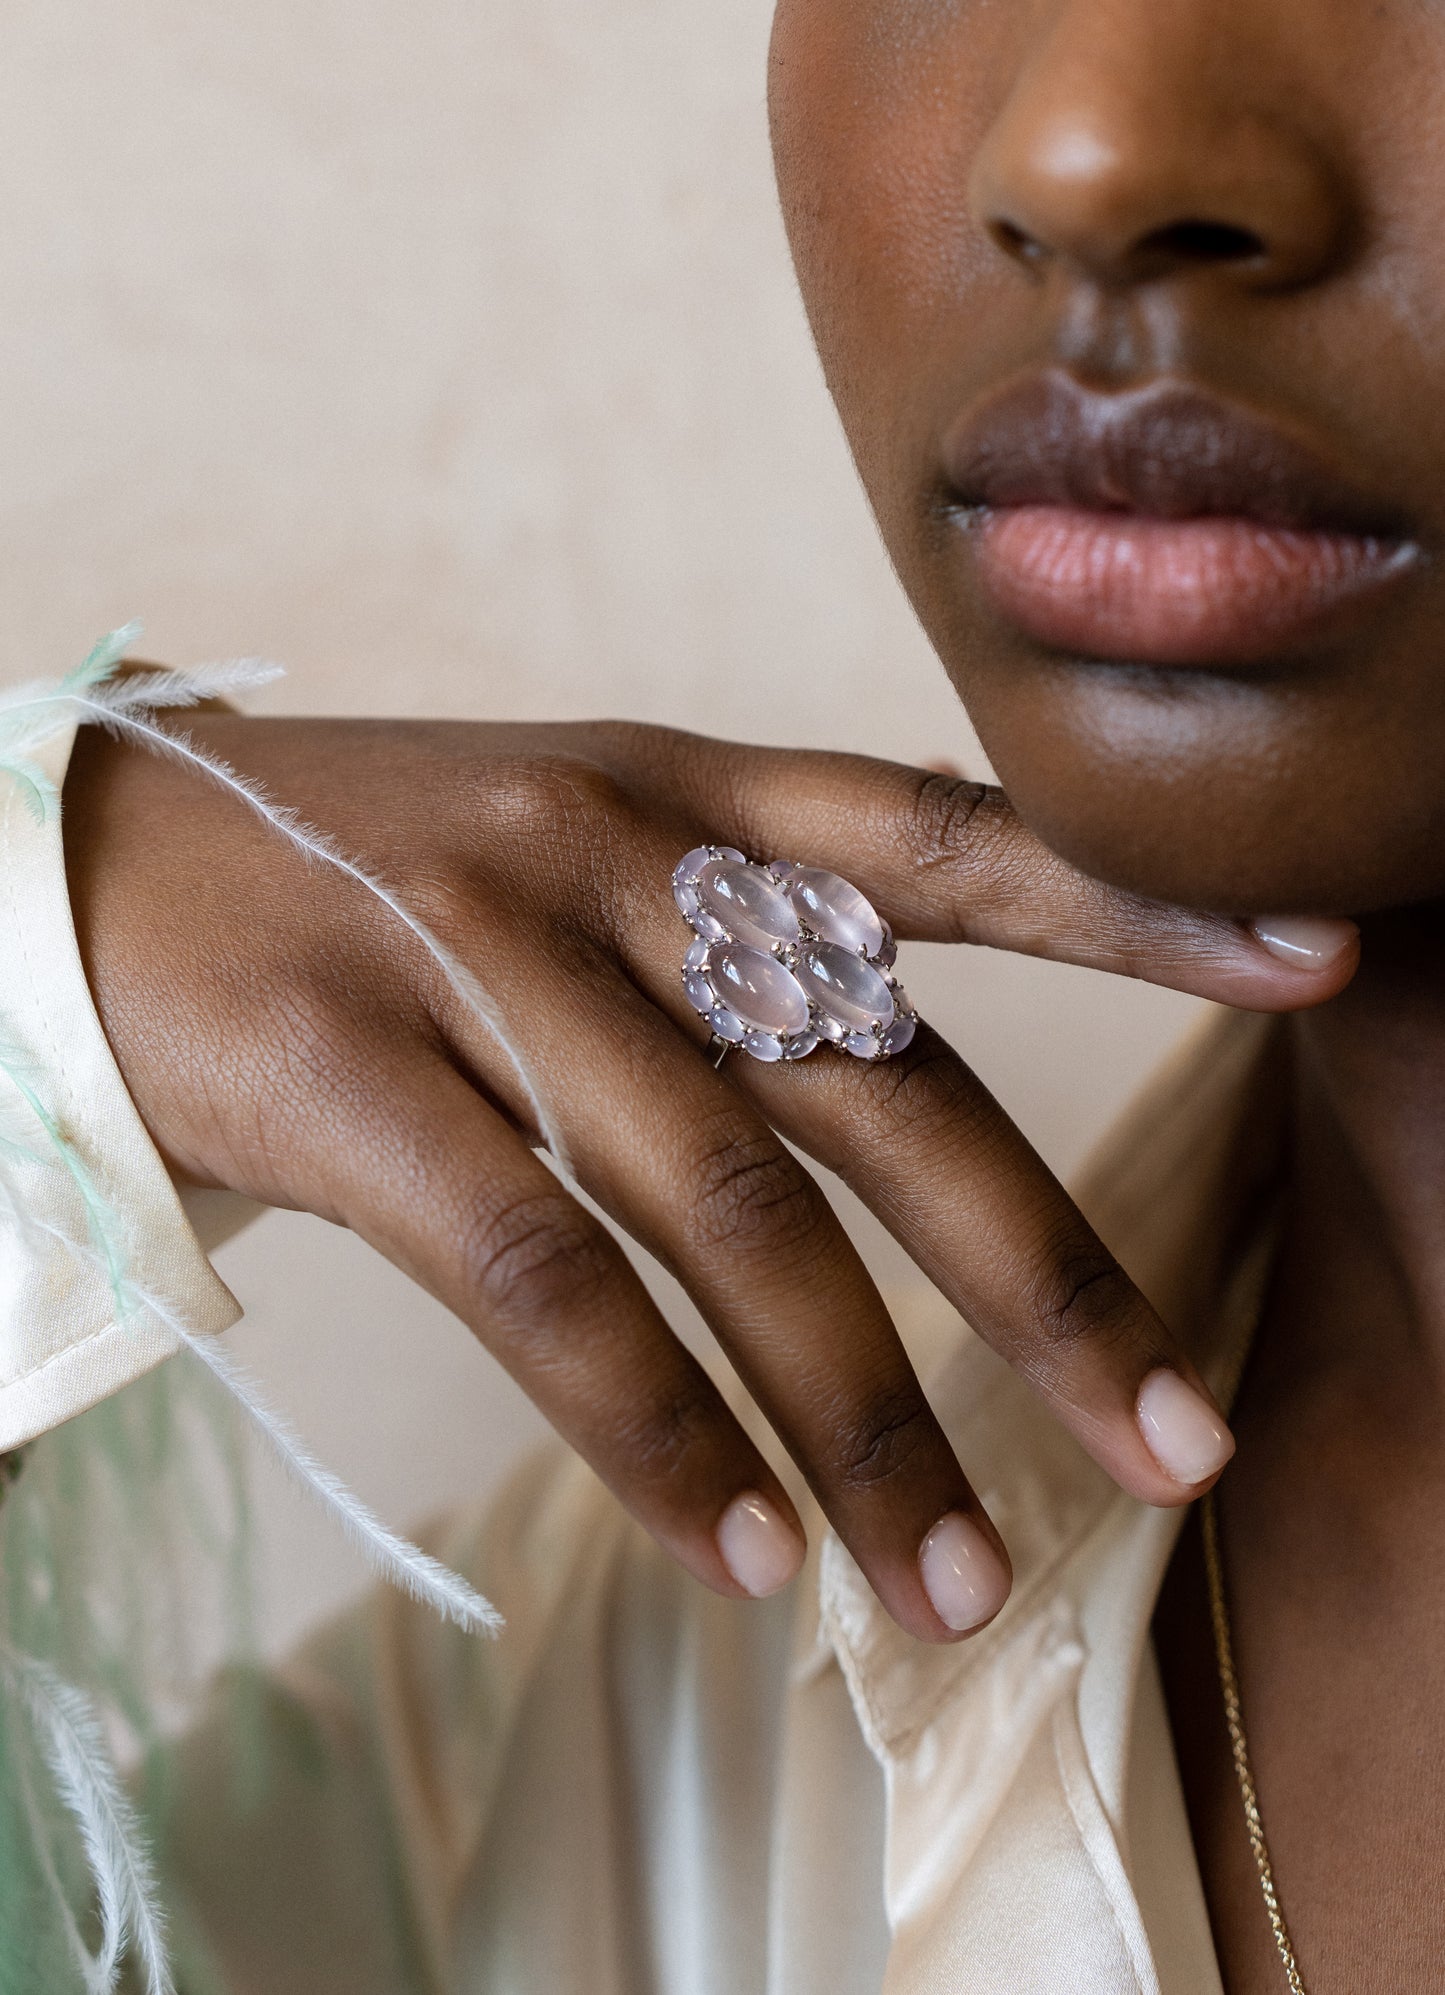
left=1201, top=1488, right=1308, bottom=1995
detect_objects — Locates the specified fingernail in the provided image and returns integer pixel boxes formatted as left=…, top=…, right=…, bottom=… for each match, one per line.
left=1137, top=1369, right=1236, bottom=1487
left=1250, top=915, right=1356, bottom=969
left=717, top=1492, right=805, bottom=1599
left=919, top=1513, right=1012, bottom=1633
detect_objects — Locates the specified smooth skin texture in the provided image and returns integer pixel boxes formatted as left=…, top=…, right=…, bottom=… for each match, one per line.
left=62, top=716, right=1339, bottom=1647
left=769, top=0, right=1445, bottom=1984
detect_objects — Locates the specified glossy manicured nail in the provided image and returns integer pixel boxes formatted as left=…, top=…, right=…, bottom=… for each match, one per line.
left=717, top=1492, right=805, bottom=1598
left=1137, top=1369, right=1236, bottom=1487
left=1251, top=915, right=1357, bottom=969
left=919, top=1513, right=1012, bottom=1633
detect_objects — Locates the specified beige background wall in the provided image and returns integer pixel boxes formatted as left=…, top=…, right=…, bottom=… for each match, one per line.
left=5, top=2, right=1204, bottom=1652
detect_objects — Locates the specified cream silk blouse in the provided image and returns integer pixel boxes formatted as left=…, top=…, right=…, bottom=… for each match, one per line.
left=3, top=717, right=1277, bottom=1992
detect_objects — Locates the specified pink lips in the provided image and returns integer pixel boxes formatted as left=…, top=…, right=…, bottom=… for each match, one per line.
left=945, top=373, right=1419, bottom=668
left=974, top=507, right=1411, bottom=666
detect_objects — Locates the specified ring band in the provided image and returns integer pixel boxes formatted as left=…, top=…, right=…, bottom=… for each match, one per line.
left=673, top=846, right=918, bottom=1064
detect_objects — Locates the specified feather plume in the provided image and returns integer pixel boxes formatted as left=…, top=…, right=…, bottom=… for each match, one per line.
left=14, top=1751, right=105, bottom=1992
left=1, top=757, right=57, bottom=823
left=61, top=623, right=145, bottom=693
left=0, top=1646, right=174, bottom=1995
left=0, top=1034, right=506, bottom=1638
left=0, top=1175, right=506, bottom=1639
left=118, top=1280, right=503, bottom=1636
left=94, top=659, right=285, bottom=713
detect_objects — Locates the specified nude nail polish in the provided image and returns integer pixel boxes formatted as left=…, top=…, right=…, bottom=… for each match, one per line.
left=919, top=1513, right=1012, bottom=1633
left=1136, top=1369, right=1236, bottom=1487
left=717, top=1492, right=804, bottom=1598
left=1251, top=915, right=1356, bottom=968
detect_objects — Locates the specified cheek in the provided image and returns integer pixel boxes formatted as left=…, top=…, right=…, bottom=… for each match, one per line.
left=769, top=1, right=1002, bottom=495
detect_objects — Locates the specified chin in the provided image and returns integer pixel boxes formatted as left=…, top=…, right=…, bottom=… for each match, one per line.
left=953, top=647, right=1445, bottom=918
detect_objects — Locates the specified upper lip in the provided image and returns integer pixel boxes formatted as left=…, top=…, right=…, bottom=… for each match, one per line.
left=942, top=371, right=1411, bottom=539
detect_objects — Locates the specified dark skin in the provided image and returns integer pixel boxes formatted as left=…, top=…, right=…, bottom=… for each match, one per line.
left=769, top=0, right=1445, bottom=1984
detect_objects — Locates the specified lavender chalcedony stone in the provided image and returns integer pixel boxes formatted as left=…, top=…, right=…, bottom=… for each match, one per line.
left=786, top=868, right=886, bottom=958
left=880, top=1015, right=916, bottom=1057
left=674, top=844, right=742, bottom=889
left=674, top=882, right=726, bottom=940
left=709, top=1006, right=748, bottom=1044
left=674, top=847, right=744, bottom=935
left=683, top=968, right=715, bottom=1014
left=698, top=860, right=801, bottom=950
left=675, top=845, right=715, bottom=883
left=706, top=943, right=810, bottom=1037
left=795, top=942, right=896, bottom=1033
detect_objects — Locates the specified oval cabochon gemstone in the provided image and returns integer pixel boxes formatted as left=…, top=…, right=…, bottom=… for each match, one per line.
left=698, top=860, right=801, bottom=949
left=880, top=1014, right=916, bottom=1057
left=674, top=844, right=743, bottom=889
left=786, top=868, right=885, bottom=958
left=674, top=847, right=715, bottom=891
left=706, top=942, right=810, bottom=1036
left=709, top=1006, right=748, bottom=1044
left=795, top=942, right=895, bottom=1032
left=683, top=969, right=715, bottom=1014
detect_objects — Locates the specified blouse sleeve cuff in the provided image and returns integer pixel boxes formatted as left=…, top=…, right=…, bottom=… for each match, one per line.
left=0, top=716, right=242, bottom=1452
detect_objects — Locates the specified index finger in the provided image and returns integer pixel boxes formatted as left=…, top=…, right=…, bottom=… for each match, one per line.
left=608, top=729, right=1359, bottom=1010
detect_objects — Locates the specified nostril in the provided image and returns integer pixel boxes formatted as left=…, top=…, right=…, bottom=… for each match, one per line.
left=1139, top=217, right=1265, bottom=265
left=989, top=217, right=1048, bottom=265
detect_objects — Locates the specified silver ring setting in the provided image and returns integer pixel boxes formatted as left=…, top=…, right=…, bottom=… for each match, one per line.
left=674, top=846, right=918, bottom=1064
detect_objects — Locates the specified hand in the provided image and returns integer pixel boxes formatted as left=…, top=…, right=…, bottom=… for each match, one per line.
left=62, top=713, right=1357, bottom=1641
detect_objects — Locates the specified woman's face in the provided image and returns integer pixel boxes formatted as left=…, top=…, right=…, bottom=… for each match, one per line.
left=769, top=0, right=1445, bottom=915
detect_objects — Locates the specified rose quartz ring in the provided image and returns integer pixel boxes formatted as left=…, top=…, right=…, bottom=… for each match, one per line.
left=674, top=847, right=918, bottom=1064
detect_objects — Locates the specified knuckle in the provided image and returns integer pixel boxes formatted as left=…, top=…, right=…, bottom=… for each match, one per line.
left=262, top=975, right=377, bottom=1101
left=480, top=753, right=632, bottom=844
left=832, top=1034, right=997, bottom=1176
left=828, top=1386, right=935, bottom=1495
left=461, top=1190, right=615, bottom=1332
left=1027, top=1244, right=1141, bottom=1356
left=687, top=1125, right=826, bottom=1259
left=614, top=1378, right=722, bottom=1489
left=466, top=752, right=642, bottom=921
left=902, top=772, right=1000, bottom=877
left=857, top=1036, right=971, bottom=1135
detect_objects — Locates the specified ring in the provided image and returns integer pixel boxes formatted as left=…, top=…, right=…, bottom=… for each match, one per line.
left=673, top=846, right=918, bottom=1064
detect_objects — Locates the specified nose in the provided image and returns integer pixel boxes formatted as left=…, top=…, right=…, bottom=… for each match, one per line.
left=969, top=4, right=1352, bottom=294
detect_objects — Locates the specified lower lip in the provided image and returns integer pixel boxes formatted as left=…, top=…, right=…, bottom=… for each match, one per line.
left=968, top=506, right=1416, bottom=666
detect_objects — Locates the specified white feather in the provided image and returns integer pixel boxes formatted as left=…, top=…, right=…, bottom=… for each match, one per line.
left=0, top=1646, right=174, bottom=1995
left=127, top=1282, right=504, bottom=1637
left=15, top=1750, right=107, bottom=1993
left=96, top=659, right=285, bottom=712
left=0, top=1064, right=505, bottom=1639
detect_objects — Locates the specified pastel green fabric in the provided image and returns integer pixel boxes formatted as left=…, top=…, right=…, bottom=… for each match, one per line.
left=0, top=1361, right=255, bottom=1995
